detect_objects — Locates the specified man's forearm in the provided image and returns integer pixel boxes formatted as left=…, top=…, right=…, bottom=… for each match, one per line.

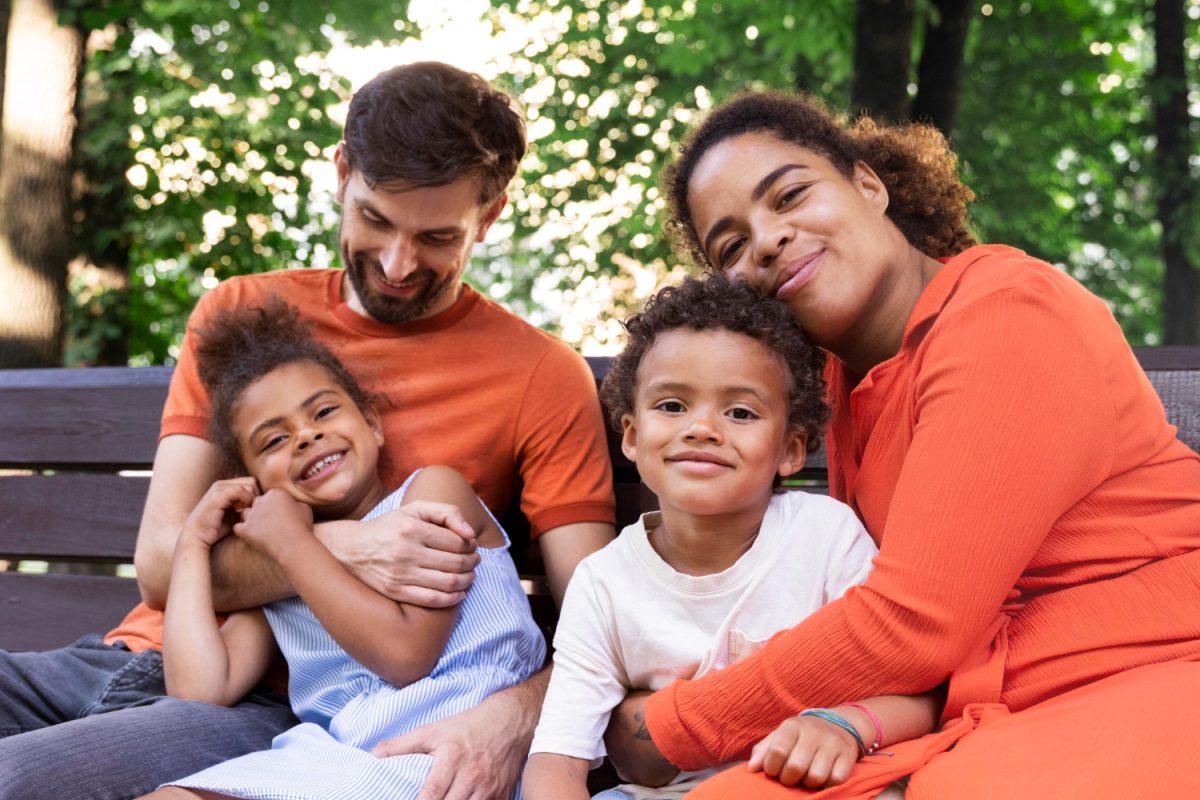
left=497, top=663, right=552, bottom=743
left=208, top=534, right=293, bottom=611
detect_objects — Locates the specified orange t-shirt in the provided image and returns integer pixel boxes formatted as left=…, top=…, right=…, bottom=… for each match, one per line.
left=646, top=244, right=1200, bottom=770
left=105, top=268, right=614, bottom=651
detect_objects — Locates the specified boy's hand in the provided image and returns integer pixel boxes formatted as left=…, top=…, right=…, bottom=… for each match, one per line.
left=181, top=477, right=259, bottom=548
left=747, top=712, right=860, bottom=789
left=234, top=488, right=313, bottom=559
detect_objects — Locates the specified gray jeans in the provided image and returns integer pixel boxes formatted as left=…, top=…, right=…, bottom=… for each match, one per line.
left=0, top=634, right=297, bottom=800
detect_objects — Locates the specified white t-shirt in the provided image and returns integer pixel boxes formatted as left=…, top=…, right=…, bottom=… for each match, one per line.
left=530, top=490, right=878, bottom=797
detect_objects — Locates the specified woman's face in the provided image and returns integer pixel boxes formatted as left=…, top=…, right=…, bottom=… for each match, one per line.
left=687, top=132, right=901, bottom=349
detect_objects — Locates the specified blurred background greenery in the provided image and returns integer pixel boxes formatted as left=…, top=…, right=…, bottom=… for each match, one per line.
left=0, top=0, right=1196, bottom=368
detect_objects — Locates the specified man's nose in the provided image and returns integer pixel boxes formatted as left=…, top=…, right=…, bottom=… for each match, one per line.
left=379, top=237, right=418, bottom=281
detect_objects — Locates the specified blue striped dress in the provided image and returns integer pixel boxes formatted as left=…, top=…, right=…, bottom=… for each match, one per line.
left=168, top=471, right=546, bottom=799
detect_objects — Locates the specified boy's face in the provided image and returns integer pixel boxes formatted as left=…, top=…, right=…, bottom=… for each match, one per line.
left=232, top=361, right=385, bottom=521
left=621, top=328, right=807, bottom=522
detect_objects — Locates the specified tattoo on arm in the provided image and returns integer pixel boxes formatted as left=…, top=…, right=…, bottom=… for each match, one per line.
left=633, top=710, right=651, bottom=741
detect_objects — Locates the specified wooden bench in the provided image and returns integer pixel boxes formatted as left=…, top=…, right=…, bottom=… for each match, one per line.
left=3, top=348, right=1200, bottom=653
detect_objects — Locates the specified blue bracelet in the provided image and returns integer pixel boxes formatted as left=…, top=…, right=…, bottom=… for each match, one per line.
left=798, top=708, right=868, bottom=758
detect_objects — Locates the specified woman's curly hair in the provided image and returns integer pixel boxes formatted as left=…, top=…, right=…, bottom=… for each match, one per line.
left=195, top=295, right=374, bottom=477
left=600, top=272, right=828, bottom=454
left=663, top=90, right=976, bottom=267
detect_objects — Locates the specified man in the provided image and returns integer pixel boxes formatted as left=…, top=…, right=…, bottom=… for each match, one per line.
left=0, top=62, right=615, bottom=800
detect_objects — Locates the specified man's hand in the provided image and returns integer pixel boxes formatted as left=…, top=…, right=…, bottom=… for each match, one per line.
left=371, top=676, right=543, bottom=800
left=316, top=500, right=481, bottom=608
left=604, top=691, right=680, bottom=788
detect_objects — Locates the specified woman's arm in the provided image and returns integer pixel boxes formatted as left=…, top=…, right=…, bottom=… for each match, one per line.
left=163, top=479, right=277, bottom=704
left=643, top=285, right=1121, bottom=770
left=236, top=466, right=500, bottom=687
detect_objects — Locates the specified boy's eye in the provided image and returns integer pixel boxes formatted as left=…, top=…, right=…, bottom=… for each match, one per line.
left=654, top=400, right=685, bottom=413
left=422, top=232, right=459, bottom=246
left=728, top=407, right=757, bottom=421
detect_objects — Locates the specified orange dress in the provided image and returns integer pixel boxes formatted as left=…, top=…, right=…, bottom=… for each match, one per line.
left=645, top=245, right=1200, bottom=797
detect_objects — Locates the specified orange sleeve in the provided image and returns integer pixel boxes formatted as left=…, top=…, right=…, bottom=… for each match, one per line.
left=159, top=287, right=223, bottom=441
left=514, top=344, right=615, bottom=536
left=646, top=282, right=1119, bottom=770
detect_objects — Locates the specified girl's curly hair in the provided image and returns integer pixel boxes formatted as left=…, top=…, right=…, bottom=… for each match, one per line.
left=195, top=295, right=374, bottom=477
left=600, top=272, right=828, bottom=454
left=663, top=90, right=976, bottom=267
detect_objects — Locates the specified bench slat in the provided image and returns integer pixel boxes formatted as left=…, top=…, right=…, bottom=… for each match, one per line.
left=0, top=367, right=170, bottom=468
left=0, top=573, right=143, bottom=652
left=0, top=475, right=148, bottom=560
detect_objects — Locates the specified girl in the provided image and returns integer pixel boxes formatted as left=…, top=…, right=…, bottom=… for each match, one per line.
left=618, top=90, right=1200, bottom=798
left=142, top=297, right=545, bottom=800
left=523, top=274, right=939, bottom=800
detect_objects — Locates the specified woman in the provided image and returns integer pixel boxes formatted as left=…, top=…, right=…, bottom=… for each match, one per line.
left=610, top=90, right=1200, bottom=797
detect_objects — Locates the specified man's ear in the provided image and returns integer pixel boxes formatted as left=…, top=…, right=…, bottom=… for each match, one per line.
left=334, top=143, right=351, bottom=204
left=777, top=430, right=808, bottom=478
left=475, top=194, right=508, bottom=243
left=852, top=160, right=889, bottom=214
left=619, top=413, right=638, bottom=464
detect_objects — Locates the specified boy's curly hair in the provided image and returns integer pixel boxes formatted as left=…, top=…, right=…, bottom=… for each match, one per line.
left=600, top=272, right=828, bottom=454
left=195, top=295, right=374, bottom=477
left=663, top=90, right=976, bottom=267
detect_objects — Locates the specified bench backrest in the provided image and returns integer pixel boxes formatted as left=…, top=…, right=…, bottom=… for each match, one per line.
left=2, top=348, right=1199, bottom=652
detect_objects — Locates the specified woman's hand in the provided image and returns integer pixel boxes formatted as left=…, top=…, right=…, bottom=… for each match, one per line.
left=180, top=477, right=259, bottom=549
left=234, top=488, right=314, bottom=560
left=747, top=712, right=861, bottom=788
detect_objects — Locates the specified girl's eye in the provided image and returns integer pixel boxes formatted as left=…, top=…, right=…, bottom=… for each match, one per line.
left=729, top=407, right=757, bottom=421
left=655, top=400, right=685, bottom=413
left=315, top=405, right=338, bottom=419
left=261, top=434, right=286, bottom=453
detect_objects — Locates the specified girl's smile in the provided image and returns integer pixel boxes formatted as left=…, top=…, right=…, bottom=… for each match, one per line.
left=232, top=361, right=386, bottom=521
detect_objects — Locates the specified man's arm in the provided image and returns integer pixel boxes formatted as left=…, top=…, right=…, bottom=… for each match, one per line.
left=137, top=436, right=482, bottom=612
left=537, top=521, right=615, bottom=607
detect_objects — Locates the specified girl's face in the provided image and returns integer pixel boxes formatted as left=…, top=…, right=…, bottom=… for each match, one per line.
left=232, top=361, right=386, bottom=521
left=620, top=328, right=807, bottom=523
left=686, top=132, right=900, bottom=350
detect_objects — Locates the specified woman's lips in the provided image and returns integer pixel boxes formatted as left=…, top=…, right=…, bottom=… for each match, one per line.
left=773, top=249, right=824, bottom=300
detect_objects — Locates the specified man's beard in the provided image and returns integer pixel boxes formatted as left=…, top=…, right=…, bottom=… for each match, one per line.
left=344, top=253, right=456, bottom=325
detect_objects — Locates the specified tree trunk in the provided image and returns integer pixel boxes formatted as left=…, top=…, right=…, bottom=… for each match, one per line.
left=0, top=0, right=85, bottom=368
left=1155, top=0, right=1199, bottom=344
left=911, top=0, right=974, bottom=138
left=851, top=0, right=916, bottom=122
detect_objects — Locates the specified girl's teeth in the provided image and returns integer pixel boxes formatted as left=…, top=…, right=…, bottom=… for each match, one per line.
left=305, top=453, right=341, bottom=478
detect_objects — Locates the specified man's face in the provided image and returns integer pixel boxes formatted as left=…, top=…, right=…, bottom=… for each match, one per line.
left=334, top=145, right=506, bottom=324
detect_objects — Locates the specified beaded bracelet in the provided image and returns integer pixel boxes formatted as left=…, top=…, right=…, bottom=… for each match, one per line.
left=844, top=702, right=884, bottom=754
left=798, top=709, right=867, bottom=758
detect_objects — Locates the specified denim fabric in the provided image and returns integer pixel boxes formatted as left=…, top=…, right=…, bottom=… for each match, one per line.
left=0, top=635, right=297, bottom=800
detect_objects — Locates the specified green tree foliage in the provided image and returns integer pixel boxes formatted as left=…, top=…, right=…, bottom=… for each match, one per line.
left=65, top=0, right=411, bottom=365
left=482, top=0, right=1197, bottom=347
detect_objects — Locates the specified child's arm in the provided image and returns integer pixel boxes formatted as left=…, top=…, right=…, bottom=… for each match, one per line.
left=163, top=478, right=279, bottom=705
left=747, top=691, right=942, bottom=789
left=234, top=466, right=501, bottom=688
left=523, top=753, right=592, bottom=800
